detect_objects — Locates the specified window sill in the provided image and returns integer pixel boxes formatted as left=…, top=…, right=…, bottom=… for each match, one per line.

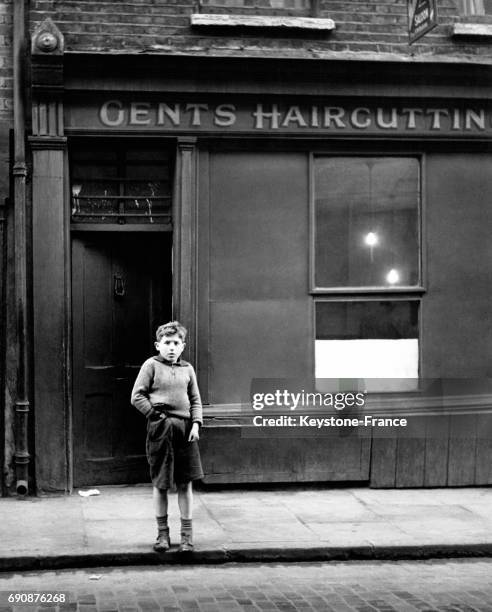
left=452, top=22, right=492, bottom=37
left=190, top=13, right=336, bottom=31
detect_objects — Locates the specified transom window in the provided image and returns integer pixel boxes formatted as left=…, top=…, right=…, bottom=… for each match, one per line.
left=70, top=144, right=174, bottom=225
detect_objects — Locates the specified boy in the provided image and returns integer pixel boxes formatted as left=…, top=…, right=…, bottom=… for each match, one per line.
left=131, top=321, right=203, bottom=553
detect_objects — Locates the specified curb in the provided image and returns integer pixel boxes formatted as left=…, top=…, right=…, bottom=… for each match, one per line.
left=2, top=544, right=492, bottom=572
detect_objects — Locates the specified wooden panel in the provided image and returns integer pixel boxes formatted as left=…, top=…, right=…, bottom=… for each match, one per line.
left=173, top=139, right=197, bottom=365
left=447, top=414, right=477, bottom=486
left=423, top=414, right=450, bottom=487
left=208, top=152, right=311, bottom=405
left=32, top=148, right=68, bottom=492
left=423, top=154, right=492, bottom=378
left=85, top=392, right=113, bottom=457
left=209, top=300, right=311, bottom=405
left=475, top=413, right=492, bottom=485
left=210, top=152, right=308, bottom=301
left=83, top=241, right=112, bottom=366
left=395, top=437, right=425, bottom=488
left=370, top=438, right=397, bottom=488
left=197, top=148, right=210, bottom=403
left=201, top=427, right=371, bottom=484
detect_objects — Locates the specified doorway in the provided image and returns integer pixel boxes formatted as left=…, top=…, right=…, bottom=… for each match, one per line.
left=72, top=232, right=172, bottom=487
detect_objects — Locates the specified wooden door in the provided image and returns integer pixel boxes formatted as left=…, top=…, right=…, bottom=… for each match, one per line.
left=72, top=233, right=172, bottom=486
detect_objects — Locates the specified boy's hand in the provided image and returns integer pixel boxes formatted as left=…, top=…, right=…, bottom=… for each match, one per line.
left=147, top=408, right=165, bottom=422
left=188, top=422, right=200, bottom=442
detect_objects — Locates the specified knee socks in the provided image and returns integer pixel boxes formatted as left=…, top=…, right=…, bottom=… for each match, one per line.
left=156, top=514, right=169, bottom=534
left=181, top=517, right=192, bottom=541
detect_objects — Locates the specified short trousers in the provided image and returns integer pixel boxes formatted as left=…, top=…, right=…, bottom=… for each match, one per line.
left=146, top=412, right=204, bottom=489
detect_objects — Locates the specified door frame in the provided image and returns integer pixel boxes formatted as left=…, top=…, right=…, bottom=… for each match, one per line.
left=31, top=136, right=198, bottom=494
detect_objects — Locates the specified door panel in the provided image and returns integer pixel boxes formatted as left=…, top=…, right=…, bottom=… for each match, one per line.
left=72, top=233, right=171, bottom=486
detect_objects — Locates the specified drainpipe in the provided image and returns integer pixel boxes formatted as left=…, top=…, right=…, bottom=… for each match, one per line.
left=13, top=0, right=30, bottom=497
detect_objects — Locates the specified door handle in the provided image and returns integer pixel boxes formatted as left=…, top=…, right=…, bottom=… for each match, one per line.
left=114, top=274, right=125, bottom=298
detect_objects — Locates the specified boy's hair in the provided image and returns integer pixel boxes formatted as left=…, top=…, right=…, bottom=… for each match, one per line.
left=156, top=321, right=187, bottom=342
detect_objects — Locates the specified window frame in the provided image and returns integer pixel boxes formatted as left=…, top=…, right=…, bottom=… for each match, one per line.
left=197, top=0, right=317, bottom=17
left=460, top=0, right=492, bottom=16
left=309, top=151, right=426, bottom=295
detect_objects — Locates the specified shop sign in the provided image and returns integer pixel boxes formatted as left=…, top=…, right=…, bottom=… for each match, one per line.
left=65, top=99, right=492, bottom=138
left=408, top=0, right=438, bottom=44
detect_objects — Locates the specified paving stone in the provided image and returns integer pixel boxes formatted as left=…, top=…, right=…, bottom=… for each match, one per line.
left=1, top=561, right=492, bottom=612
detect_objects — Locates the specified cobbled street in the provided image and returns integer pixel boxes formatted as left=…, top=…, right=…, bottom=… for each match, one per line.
left=1, top=560, right=492, bottom=612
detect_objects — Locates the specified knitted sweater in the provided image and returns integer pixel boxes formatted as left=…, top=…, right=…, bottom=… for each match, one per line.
left=131, top=356, right=203, bottom=425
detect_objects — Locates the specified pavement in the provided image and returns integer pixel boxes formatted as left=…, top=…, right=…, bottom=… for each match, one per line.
left=1, top=485, right=492, bottom=572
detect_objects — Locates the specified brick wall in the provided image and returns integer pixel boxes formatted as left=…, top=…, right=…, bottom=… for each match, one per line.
left=30, top=0, right=492, bottom=61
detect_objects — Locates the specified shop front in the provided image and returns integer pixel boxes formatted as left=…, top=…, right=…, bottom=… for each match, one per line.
left=30, top=48, right=492, bottom=493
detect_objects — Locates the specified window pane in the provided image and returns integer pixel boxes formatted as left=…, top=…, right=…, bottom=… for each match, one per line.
left=70, top=146, right=173, bottom=224
left=315, top=301, right=419, bottom=384
left=314, top=157, right=420, bottom=288
left=461, top=0, right=492, bottom=14
left=201, top=0, right=310, bottom=8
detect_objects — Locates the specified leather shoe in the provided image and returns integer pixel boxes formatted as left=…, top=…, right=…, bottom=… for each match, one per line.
left=178, top=533, right=193, bottom=553
left=153, top=531, right=170, bottom=552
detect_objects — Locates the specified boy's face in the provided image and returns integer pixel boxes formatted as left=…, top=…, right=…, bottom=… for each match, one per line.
left=155, top=333, right=185, bottom=363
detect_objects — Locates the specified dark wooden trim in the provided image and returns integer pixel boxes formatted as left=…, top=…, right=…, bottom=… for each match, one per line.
left=63, top=53, right=492, bottom=100
left=312, top=295, right=423, bottom=303
left=173, top=137, right=198, bottom=367
left=29, top=136, right=67, bottom=150
left=32, top=143, right=70, bottom=493
left=309, top=287, right=427, bottom=295
left=70, top=223, right=172, bottom=232
left=197, top=147, right=210, bottom=404
left=63, top=148, right=72, bottom=494
left=309, top=151, right=315, bottom=297
left=64, top=128, right=492, bottom=144
left=419, top=153, right=427, bottom=379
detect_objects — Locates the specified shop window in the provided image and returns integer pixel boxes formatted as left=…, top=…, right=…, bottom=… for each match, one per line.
left=312, top=156, right=420, bottom=290
left=460, top=0, right=492, bottom=14
left=315, top=301, right=419, bottom=385
left=70, top=145, right=174, bottom=225
left=312, top=155, right=422, bottom=386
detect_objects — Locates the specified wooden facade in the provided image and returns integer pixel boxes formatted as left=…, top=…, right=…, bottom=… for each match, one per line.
left=1, top=1, right=492, bottom=494
left=19, top=47, right=492, bottom=493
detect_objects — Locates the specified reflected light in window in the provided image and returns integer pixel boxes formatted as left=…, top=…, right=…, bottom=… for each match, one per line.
left=71, top=183, right=82, bottom=215
left=364, top=231, right=379, bottom=247
left=386, top=268, right=400, bottom=284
